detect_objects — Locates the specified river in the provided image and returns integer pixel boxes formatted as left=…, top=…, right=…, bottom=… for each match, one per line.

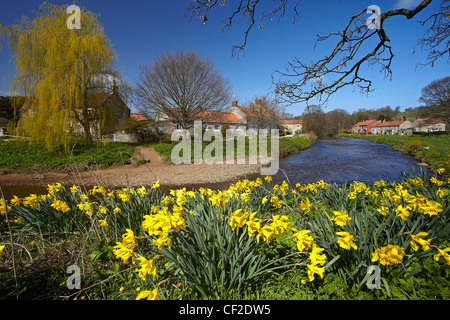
left=271, top=137, right=428, bottom=186
left=0, top=138, right=429, bottom=199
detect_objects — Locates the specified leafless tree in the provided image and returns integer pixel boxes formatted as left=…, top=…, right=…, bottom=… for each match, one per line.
left=417, top=0, right=450, bottom=67
left=245, top=95, right=286, bottom=130
left=134, top=49, right=232, bottom=129
left=418, top=75, right=450, bottom=121
left=187, top=0, right=448, bottom=105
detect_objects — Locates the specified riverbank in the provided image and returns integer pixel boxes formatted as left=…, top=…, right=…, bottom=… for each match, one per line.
left=337, top=133, right=450, bottom=174
left=0, top=135, right=312, bottom=189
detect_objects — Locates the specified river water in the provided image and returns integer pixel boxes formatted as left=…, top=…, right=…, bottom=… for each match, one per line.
left=0, top=138, right=428, bottom=199
left=271, top=138, right=428, bottom=186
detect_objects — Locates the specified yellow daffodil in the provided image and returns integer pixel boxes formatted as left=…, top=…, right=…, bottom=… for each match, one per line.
left=136, top=288, right=161, bottom=300
left=51, top=200, right=71, bottom=213
left=135, top=256, right=157, bottom=280
left=245, top=212, right=261, bottom=237
left=395, top=205, right=410, bottom=221
left=293, top=229, right=314, bottom=252
left=309, top=244, right=327, bottom=266
left=70, top=185, right=80, bottom=194
left=372, top=245, right=407, bottom=266
left=256, top=225, right=275, bottom=243
left=410, top=232, right=431, bottom=251
left=434, top=248, right=450, bottom=265
left=307, top=263, right=325, bottom=282
left=336, top=232, right=357, bottom=250
left=299, top=197, right=311, bottom=214
left=331, top=210, right=351, bottom=227
left=10, top=195, right=21, bottom=206
left=152, top=180, right=160, bottom=189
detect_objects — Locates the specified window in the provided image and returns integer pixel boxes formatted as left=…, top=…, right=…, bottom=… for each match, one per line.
left=235, top=125, right=239, bottom=130
left=214, top=124, right=220, bottom=131
left=176, top=124, right=182, bottom=131
left=157, top=126, right=165, bottom=134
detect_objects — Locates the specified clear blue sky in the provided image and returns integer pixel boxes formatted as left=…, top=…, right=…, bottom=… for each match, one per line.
left=0, top=0, right=448, bottom=116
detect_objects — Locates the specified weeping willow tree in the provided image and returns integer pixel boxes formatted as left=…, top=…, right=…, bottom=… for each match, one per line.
left=0, top=2, right=128, bottom=150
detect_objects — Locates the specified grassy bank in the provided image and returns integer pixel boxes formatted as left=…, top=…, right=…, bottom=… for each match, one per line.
left=0, top=140, right=136, bottom=173
left=338, top=133, right=450, bottom=173
left=139, top=134, right=312, bottom=162
left=0, top=135, right=311, bottom=174
left=1, top=170, right=449, bottom=300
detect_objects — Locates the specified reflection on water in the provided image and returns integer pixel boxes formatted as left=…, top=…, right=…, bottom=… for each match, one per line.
left=271, top=138, right=428, bottom=186
left=0, top=138, right=429, bottom=199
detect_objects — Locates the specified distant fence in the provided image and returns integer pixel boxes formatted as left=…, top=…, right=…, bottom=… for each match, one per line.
left=0, top=134, right=30, bottom=140
left=101, top=131, right=140, bottom=143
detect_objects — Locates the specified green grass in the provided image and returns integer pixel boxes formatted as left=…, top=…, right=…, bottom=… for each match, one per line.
left=138, top=134, right=311, bottom=162
left=0, top=140, right=136, bottom=173
left=338, top=133, right=450, bottom=173
left=1, top=170, right=449, bottom=300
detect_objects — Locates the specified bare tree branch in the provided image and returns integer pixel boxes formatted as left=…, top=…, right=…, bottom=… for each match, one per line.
left=417, top=0, right=450, bottom=67
left=187, top=0, right=301, bottom=56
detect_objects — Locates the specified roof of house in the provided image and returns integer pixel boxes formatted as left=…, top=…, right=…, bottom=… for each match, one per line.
left=281, top=119, right=303, bottom=125
left=163, top=108, right=245, bottom=125
left=199, top=111, right=245, bottom=125
left=372, top=120, right=405, bottom=127
left=415, top=118, right=445, bottom=124
left=236, top=106, right=259, bottom=117
left=130, top=113, right=148, bottom=121
left=353, top=119, right=377, bottom=127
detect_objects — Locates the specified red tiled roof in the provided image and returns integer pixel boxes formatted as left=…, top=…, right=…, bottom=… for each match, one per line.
left=372, top=120, right=405, bottom=127
left=353, top=119, right=377, bottom=127
left=416, top=118, right=444, bottom=124
left=198, top=111, right=245, bottom=125
left=163, top=108, right=245, bottom=125
left=281, top=119, right=303, bottom=125
left=130, top=113, right=148, bottom=121
left=237, top=106, right=258, bottom=117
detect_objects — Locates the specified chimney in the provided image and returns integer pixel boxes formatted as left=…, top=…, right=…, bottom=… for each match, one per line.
left=255, top=98, right=262, bottom=106
left=109, top=84, right=118, bottom=95
left=232, top=100, right=238, bottom=107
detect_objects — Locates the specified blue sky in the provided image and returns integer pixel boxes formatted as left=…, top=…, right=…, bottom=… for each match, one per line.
left=0, top=0, right=448, bottom=116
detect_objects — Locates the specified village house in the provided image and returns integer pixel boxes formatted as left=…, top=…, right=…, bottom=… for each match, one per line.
left=130, top=113, right=148, bottom=122
left=75, top=85, right=130, bottom=137
left=371, top=119, right=415, bottom=135
left=352, top=119, right=377, bottom=134
left=228, top=99, right=280, bottom=133
left=280, top=119, right=303, bottom=134
left=152, top=98, right=280, bottom=139
left=0, top=117, right=9, bottom=136
left=413, top=118, right=447, bottom=132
